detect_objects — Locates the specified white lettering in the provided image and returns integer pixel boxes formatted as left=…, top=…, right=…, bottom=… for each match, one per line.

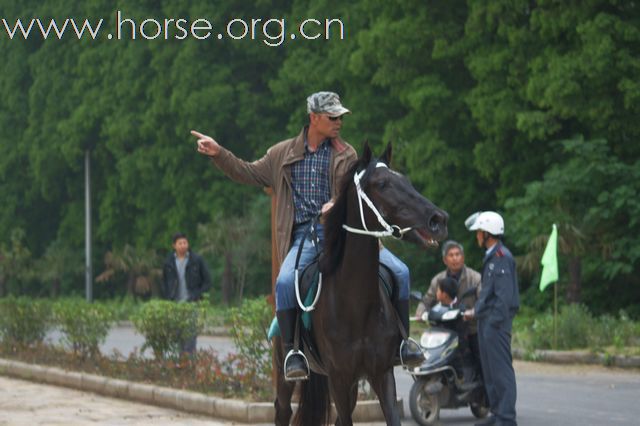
left=140, top=18, right=162, bottom=40
left=299, top=18, right=321, bottom=40
left=2, top=18, right=36, bottom=39
left=227, top=18, right=248, bottom=40
left=263, top=18, right=285, bottom=47
left=190, top=18, right=212, bottom=40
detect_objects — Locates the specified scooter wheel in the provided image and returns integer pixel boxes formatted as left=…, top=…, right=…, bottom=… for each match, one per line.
left=409, top=378, right=441, bottom=426
left=470, top=387, right=489, bottom=419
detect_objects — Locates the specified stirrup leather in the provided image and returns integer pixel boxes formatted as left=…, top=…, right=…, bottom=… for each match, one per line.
left=284, top=349, right=310, bottom=381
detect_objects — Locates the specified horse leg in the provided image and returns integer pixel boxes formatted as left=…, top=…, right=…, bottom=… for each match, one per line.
left=274, top=337, right=295, bottom=426
left=369, top=369, right=402, bottom=426
left=328, top=376, right=357, bottom=426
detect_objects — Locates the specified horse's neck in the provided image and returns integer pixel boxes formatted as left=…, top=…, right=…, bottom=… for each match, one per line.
left=337, top=200, right=381, bottom=298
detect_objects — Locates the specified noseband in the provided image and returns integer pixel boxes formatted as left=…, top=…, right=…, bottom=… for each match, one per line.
left=342, top=162, right=414, bottom=239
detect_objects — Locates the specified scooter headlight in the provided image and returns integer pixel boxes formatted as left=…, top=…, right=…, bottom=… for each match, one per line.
left=442, top=309, right=460, bottom=321
left=420, top=331, right=450, bottom=349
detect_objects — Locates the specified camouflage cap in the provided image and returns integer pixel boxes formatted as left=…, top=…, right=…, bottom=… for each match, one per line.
left=306, top=91, right=351, bottom=117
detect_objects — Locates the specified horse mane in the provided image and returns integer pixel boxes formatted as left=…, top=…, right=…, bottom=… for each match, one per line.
left=319, top=157, right=378, bottom=275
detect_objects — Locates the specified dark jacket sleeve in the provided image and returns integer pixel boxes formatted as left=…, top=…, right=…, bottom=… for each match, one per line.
left=162, top=258, right=173, bottom=300
left=474, top=271, right=493, bottom=320
left=189, top=254, right=212, bottom=301
left=486, top=257, right=513, bottom=326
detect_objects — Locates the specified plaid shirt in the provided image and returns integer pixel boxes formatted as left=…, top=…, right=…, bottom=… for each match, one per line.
left=291, top=138, right=332, bottom=224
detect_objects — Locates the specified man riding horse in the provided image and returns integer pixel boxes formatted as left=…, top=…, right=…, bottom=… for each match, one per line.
left=191, top=91, right=423, bottom=380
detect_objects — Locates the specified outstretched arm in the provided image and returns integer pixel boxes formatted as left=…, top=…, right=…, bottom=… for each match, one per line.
left=190, top=129, right=273, bottom=188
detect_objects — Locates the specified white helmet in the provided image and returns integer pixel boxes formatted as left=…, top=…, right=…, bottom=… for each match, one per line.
left=465, top=211, right=504, bottom=236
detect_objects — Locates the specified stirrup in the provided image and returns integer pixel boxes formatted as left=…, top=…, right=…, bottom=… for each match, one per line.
left=284, top=349, right=310, bottom=381
left=399, top=337, right=424, bottom=368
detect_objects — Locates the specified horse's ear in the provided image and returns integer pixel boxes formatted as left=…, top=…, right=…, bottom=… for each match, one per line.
left=380, top=142, right=393, bottom=166
left=360, top=141, right=372, bottom=166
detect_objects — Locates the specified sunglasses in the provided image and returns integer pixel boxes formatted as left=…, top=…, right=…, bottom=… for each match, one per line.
left=327, top=115, right=344, bottom=122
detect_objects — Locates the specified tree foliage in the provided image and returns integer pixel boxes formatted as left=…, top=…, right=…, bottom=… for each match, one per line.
left=0, top=0, right=638, bottom=314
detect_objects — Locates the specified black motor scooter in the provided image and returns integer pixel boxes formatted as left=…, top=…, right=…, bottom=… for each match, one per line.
left=407, top=290, right=489, bottom=425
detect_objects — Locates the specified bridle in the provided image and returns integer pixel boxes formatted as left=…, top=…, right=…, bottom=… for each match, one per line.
left=341, top=162, right=414, bottom=239
left=296, top=162, right=413, bottom=312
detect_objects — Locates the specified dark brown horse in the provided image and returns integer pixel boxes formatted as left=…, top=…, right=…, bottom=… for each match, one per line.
left=274, top=142, right=448, bottom=426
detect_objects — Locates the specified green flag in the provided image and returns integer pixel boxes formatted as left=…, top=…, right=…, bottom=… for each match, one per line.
left=540, top=224, right=559, bottom=292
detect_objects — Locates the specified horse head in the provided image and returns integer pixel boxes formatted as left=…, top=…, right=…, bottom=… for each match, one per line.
left=321, top=141, right=448, bottom=274
left=350, top=141, right=448, bottom=248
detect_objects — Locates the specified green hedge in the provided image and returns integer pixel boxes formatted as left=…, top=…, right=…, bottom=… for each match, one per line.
left=0, top=296, right=51, bottom=345
left=525, top=304, right=640, bottom=350
left=131, top=300, right=208, bottom=360
left=228, top=297, right=273, bottom=385
left=52, top=299, right=114, bottom=357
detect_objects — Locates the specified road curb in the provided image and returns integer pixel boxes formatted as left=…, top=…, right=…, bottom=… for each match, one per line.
left=512, top=348, right=640, bottom=368
left=0, top=358, right=402, bottom=423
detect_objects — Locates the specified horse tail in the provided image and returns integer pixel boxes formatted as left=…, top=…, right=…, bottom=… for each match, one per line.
left=293, top=371, right=330, bottom=426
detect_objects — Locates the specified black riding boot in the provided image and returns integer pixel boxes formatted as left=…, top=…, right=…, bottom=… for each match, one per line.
left=396, top=299, right=425, bottom=367
left=276, top=309, right=309, bottom=381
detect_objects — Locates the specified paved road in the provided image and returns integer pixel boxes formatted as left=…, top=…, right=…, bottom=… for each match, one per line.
left=40, top=327, right=640, bottom=425
left=0, top=375, right=232, bottom=426
left=397, top=361, right=640, bottom=425
left=46, top=325, right=236, bottom=359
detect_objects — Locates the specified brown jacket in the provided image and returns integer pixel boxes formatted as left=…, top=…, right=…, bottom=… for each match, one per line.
left=416, top=265, right=482, bottom=334
left=210, top=126, right=357, bottom=265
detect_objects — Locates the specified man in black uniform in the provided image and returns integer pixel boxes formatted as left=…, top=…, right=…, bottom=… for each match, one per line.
left=464, top=211, right=519, bottom=426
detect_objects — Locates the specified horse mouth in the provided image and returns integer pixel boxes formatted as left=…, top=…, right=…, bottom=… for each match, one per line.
left=413, top=228, right=440, bottom=248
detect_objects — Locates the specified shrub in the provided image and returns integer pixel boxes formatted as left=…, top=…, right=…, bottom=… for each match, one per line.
left=99, top=296, right=141, bottom=322
left=529, top=304, right=594, bottom=350
left=555, top=304, right=593, bottom=349
left=131, top=300, right=208, bottom=359
left=228, top=297, right=273, bottom=388
left=0, top=296, right=51, bottom=345
left=52, top=299, right=114, bottom=357
left=529, top=311, right=555, bottom=349
left=590, top=310, right=640, bottom=349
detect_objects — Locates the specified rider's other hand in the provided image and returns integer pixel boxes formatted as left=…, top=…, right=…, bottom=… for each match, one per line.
left=321, top=200, right=335, bottom=215
left=463, top=309, right=474, bottom=321
left=191, top=130, right=221, bottom=157
left=421, top=312, right=429, bottom=322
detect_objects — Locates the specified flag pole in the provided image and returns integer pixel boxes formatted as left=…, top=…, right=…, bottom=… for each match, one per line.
left=553, top=280, right=557, bottom=349
left=540, top=223, right=559, bottom=348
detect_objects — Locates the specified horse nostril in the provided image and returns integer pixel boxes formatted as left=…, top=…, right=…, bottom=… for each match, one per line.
left=428, top=211, right=448, bottom=232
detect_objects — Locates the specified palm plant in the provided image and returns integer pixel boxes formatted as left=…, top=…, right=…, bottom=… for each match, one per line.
left=96, top=245, right=162, bottom=298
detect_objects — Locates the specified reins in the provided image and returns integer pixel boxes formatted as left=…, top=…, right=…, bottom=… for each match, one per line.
left=342, top=162, right=414, bottom=239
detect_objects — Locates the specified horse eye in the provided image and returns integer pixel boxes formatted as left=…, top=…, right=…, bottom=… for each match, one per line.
left=376, top=180, right=387, bottom=190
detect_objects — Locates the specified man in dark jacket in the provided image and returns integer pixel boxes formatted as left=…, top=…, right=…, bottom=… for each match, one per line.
left=162, top=232, right=212, bottom=353
left=464, top=212, right=519, bottom=426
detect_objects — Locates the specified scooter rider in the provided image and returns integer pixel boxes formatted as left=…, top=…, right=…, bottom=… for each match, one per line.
left=464, top=211, right=519, bottom=426
left=416, top=240, right=482, bottom=385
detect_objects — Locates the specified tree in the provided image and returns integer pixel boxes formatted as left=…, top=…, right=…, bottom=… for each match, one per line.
left=32, top=240, right=83, bottom=298
left=506, top=137, right=640, bottom=307
left=0, top=229, right=33, bottom=296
